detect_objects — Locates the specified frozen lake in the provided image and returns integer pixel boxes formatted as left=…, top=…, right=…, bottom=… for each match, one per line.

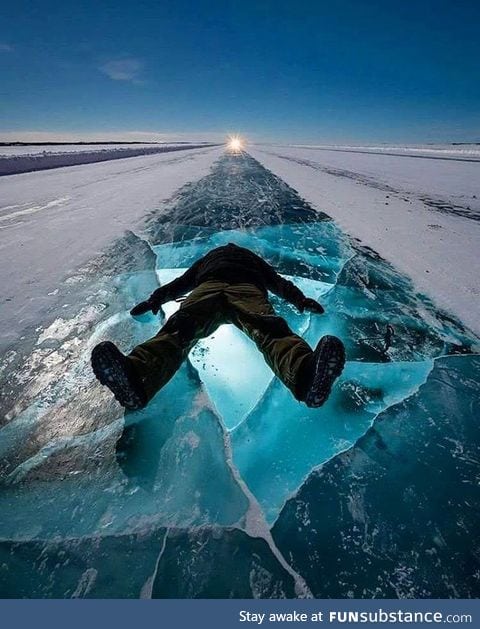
left=0, top=150, right=479, bottom=598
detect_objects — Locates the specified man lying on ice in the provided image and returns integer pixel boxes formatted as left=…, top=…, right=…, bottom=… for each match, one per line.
left=91, top=243, right=346, bottom=410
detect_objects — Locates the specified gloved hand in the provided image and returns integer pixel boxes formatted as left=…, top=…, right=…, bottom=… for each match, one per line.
left=130, top=298, right=161, bottom=317
left=301, top=297, right=325, bottom=314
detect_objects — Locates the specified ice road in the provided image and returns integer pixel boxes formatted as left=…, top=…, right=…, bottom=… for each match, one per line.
left=0, top=149, right=479, bottom=598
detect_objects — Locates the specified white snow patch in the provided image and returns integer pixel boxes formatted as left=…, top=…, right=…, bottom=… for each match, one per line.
left=250, top=145, right=480, bottom=336
left=0, top=146, right=223, bottom=350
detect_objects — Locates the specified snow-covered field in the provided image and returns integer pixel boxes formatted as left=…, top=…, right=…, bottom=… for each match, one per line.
left=250, top=144, right=480, bottom=336
left=0, top=145, right=223, bottom=350
left=281, top=143, right=480, bottom=161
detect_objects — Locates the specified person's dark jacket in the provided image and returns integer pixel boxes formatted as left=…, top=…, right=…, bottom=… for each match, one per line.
left=147, top=243, right=310, bottom=311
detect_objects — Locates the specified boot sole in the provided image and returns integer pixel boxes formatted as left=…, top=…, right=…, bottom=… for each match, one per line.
left=305, top=335, right=346, bottom=408
left=91, top=342, right=145, bottom=411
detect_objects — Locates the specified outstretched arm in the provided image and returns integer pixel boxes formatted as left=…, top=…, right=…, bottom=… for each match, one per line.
left=130, top=260, right=201, bottom=316
left=263, top=261, right=325, bottom=314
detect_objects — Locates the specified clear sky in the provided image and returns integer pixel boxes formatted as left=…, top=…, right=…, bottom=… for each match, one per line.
left=1, top=0, right=479, bottom=144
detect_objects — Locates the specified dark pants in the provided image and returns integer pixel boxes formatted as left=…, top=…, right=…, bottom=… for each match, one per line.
left=127, top=281, right=313, bottom=403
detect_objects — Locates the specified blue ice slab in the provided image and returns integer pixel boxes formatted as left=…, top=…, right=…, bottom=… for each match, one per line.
left=0, top=359, right=250, bottom=541
left=0, top=525, right=297, bottom=598
left=0, top=244, right=250, bottom=543
left=0, top=264, right=161, bottom=478
left=231, top=360, right=433, bottom=522
left=271, top=355, right=480, bottom=598
left=153, top=222, right=353, bottom=284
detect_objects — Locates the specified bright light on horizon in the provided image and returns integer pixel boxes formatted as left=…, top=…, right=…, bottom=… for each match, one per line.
left=227, top=135, right=244, bottom=152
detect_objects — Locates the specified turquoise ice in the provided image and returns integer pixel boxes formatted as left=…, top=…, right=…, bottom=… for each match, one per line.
left=0, top=152, right=478, bottom=598
left=147, top=224, right=441, bottom=521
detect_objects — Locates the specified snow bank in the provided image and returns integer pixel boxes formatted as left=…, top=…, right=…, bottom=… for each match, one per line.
left=281, top=143, right=480, bottom=161
left=0, top=143, right=218, bottom=176
left=0, top=143, right=175, bottom=156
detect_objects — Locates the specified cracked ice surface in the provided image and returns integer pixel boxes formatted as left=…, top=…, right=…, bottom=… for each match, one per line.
left=155, top=262, right=330, bottom=430
left=147, top=223, right=450, bottom=521
left=271, top=355, right=480, bottom=598
left=0, top=152, right=479, bottom=597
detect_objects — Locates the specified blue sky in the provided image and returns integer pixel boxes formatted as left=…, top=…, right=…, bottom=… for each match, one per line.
left=1, top=0, right=479, bottom=143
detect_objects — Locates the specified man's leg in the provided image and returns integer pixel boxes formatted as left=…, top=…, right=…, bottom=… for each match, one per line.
left=127, top=283, right=228, bottom=403
left=92, top=282, right=228, bottom=408
left=226, top=283, right=345, bottom=406
left=126, top=327, right=186, bottom=404
left=225, top=284, right=313, bottom=400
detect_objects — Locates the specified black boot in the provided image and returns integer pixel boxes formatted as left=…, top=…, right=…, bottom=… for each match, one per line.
left=303, top=335, right=346, bottom=408
left=91, top=341, right=147, bottom=410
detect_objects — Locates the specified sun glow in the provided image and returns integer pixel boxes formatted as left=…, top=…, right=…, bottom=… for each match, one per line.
left=227, top=135, right=244, bottom=152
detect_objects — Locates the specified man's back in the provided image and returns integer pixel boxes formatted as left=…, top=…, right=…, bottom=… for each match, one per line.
left=187, top=243, right=273, bottom=290
left=150, top=243, right=310, bottom=310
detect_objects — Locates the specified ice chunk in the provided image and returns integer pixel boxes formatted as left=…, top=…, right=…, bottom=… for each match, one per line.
left=0, top=525, right=296, bottom=598
left=271, top=355, right=480, bottom=598
left=0, top=362, right=250, bottom=540
left=151, top=527, right=296, bottom=598
left=231, top=360, right=433, bottom=522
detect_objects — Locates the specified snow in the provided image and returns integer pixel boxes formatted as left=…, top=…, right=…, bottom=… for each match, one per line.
left=249, top=145, right=480, bottom=336
left=281, top=143, right=480, bottom=161
left=0, top=146, right=223, bottom=351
